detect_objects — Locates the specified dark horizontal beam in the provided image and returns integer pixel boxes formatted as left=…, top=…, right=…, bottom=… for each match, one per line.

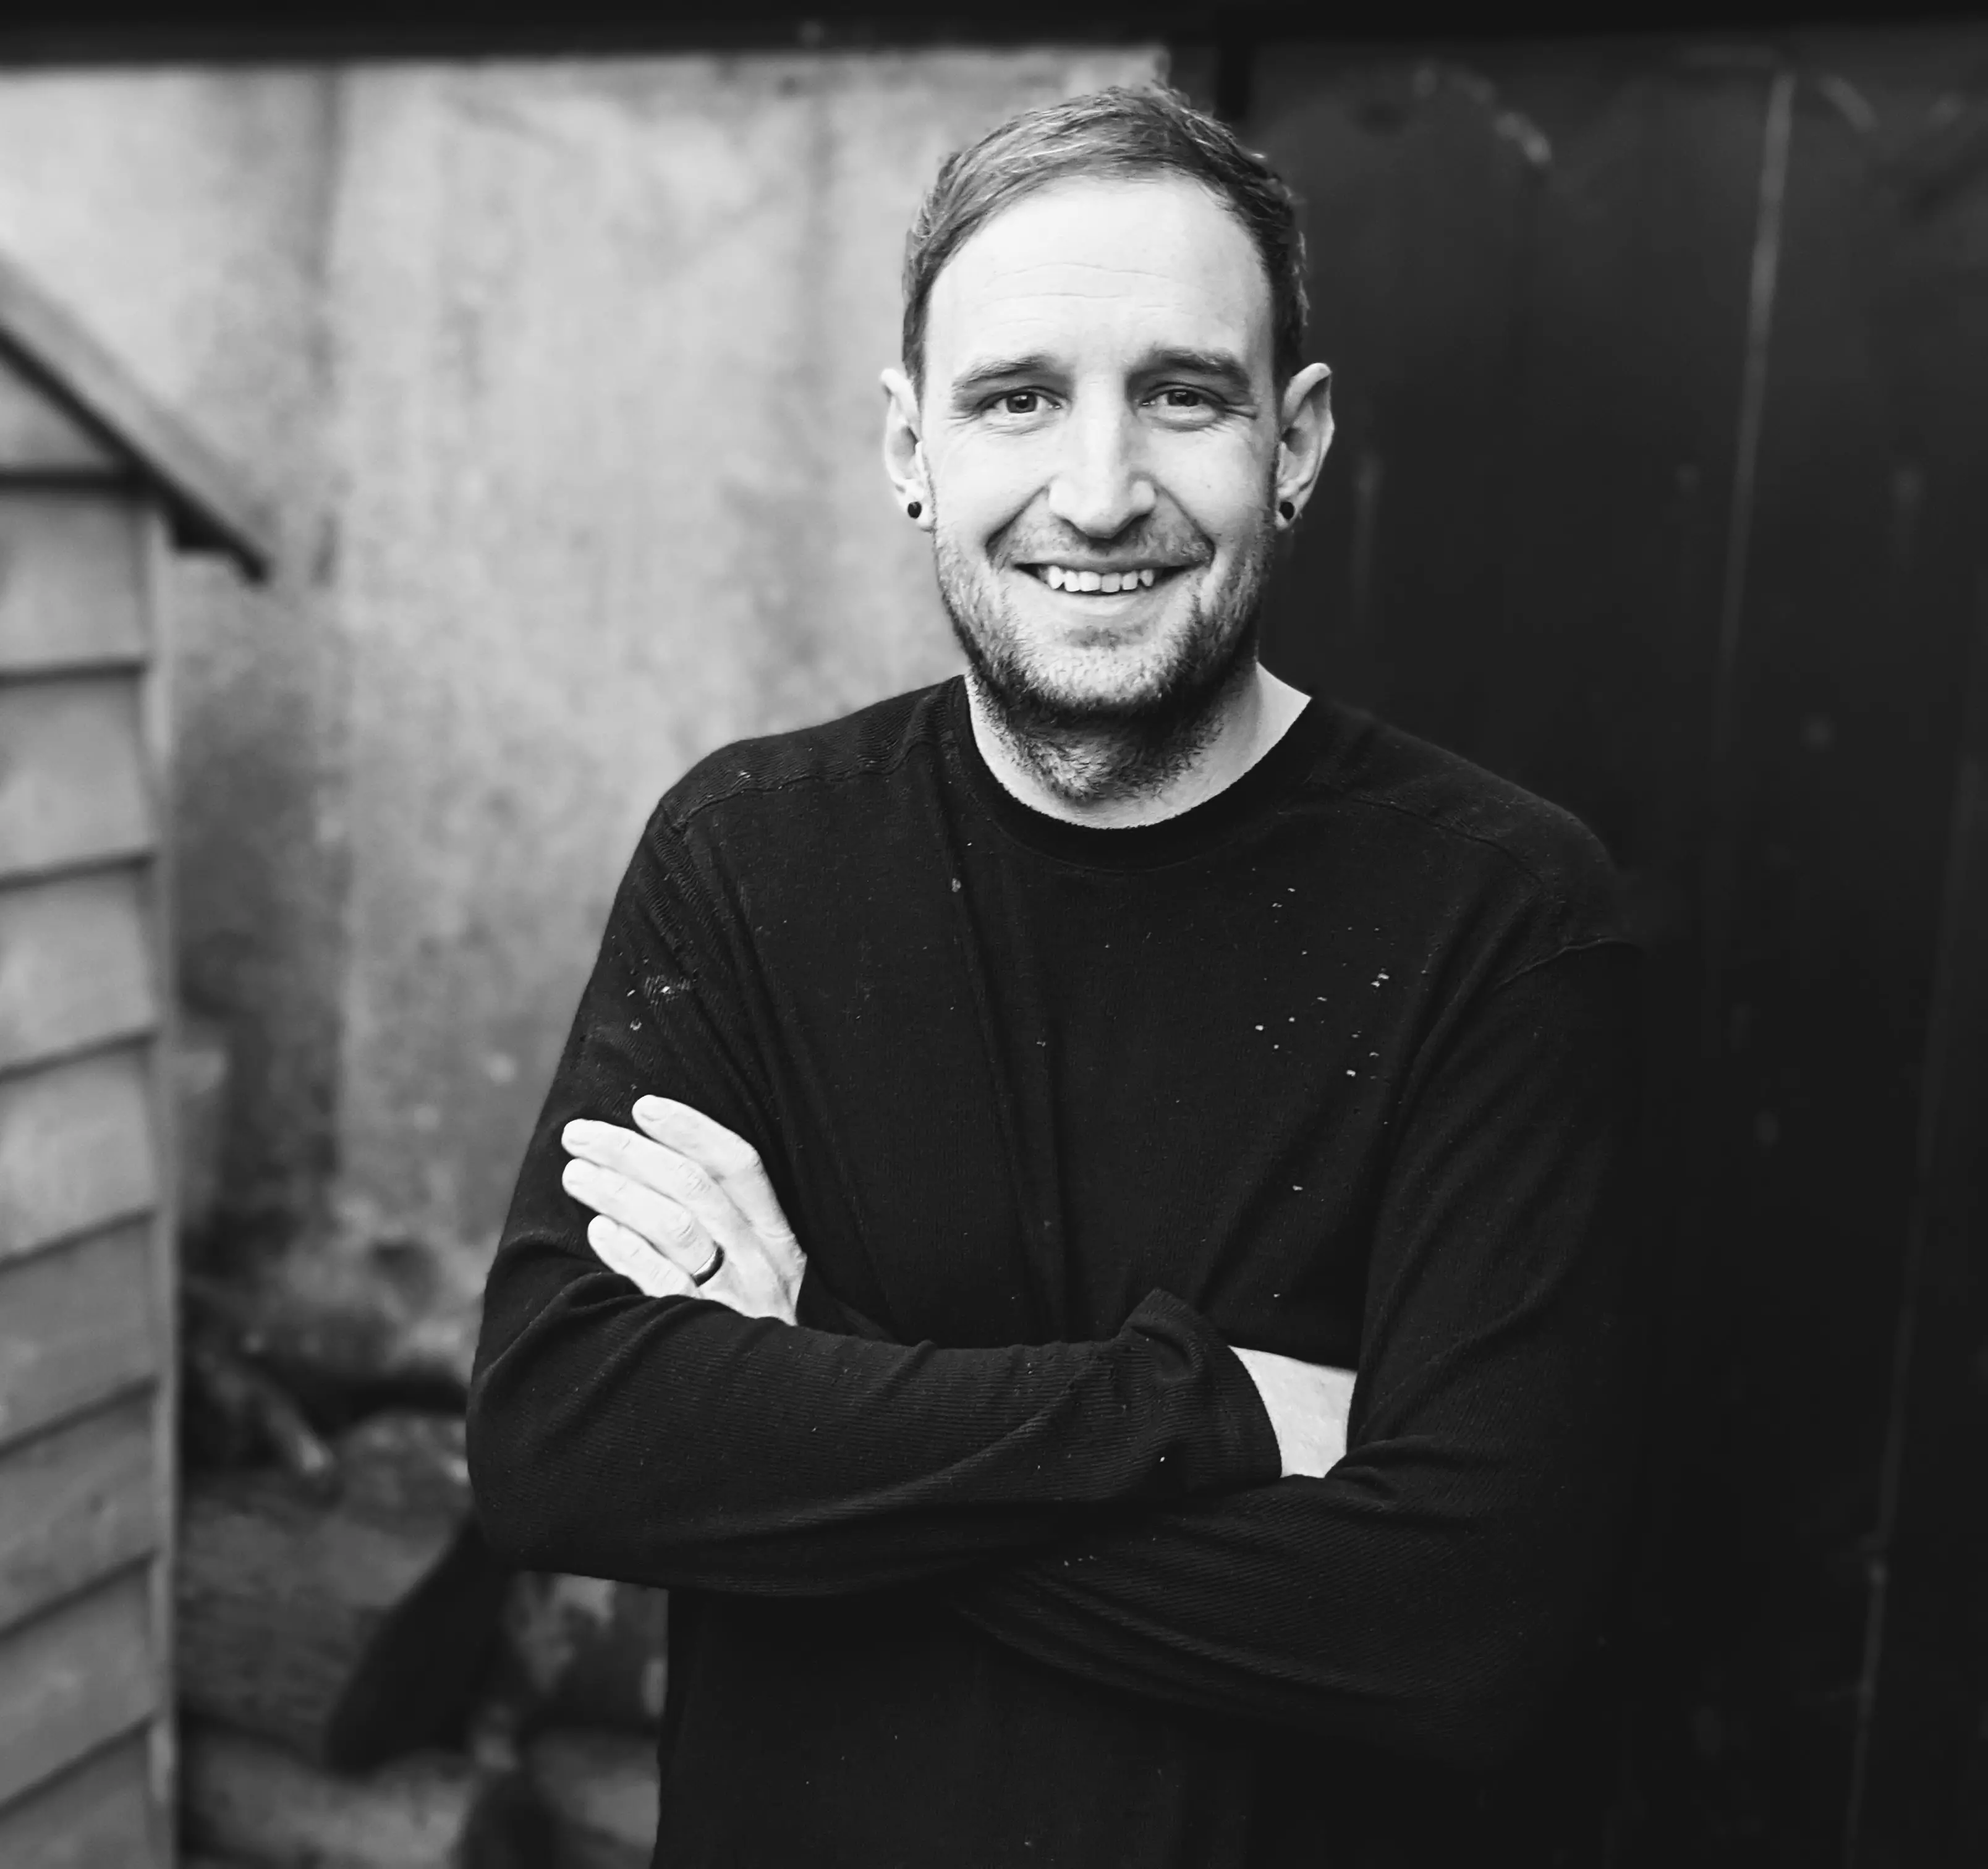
left=0, top=2, right=1979, bottom=67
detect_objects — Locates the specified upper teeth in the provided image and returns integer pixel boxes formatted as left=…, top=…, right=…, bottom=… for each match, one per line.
left=1041, top=566, right=1158, bottom=592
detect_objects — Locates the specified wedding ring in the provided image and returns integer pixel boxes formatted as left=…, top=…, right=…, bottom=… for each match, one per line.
left=690, top=1242, right=726, bottom=1286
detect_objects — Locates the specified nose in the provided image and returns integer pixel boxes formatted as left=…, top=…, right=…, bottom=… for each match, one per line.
left=1045, top=397, right=1155, bottom=540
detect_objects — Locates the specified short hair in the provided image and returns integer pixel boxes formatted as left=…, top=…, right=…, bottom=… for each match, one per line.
left=901, top=83, right=1309, bottom=395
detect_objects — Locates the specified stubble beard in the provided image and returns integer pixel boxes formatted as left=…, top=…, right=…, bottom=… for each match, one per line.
left=933, top=500, right=1278, bottom=810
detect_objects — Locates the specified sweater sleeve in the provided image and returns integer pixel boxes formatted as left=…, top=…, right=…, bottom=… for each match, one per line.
left=465, top=808, right=1278, bottom=1596
left=943, top=941, right=1646, bottom=1768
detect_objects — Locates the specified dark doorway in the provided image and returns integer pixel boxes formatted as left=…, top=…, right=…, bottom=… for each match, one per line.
left=1242, top=30, right=1988, bottom=1866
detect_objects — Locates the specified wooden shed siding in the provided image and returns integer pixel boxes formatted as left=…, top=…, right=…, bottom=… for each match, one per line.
left=135, top=507, right=180, bottom=1868
left=0, top=1732, right=159, bottom=1869
left=0, top=867, right=157, bottom=1075
left=0, top=287, right=252, bottom=1869
left=0, top=261, right=274, bottom=575
left=0, top=496, right=148, bottom=676
left=0, top=502, right=168, bottom=1854
left=0, top=1221, right=156, bottom=1451
left=0, top=676, right=151, bottom=883
left=0, top=351, right=122, bottom=478
left=0, top=1046, right=157, bottom=1263
left=0, top=1568, right=156, bottom=1809
left=0, top=1394, right=158, bottom=1631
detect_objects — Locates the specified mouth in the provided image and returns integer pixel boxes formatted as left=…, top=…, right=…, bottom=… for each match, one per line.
left=1016, top=562, right=1191, bottom=596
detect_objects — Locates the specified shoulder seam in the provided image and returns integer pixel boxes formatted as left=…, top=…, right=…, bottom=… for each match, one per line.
left=1487, top=933, right=1639, bottom=994
left=661, top=718, right=946, bottom=837
left=1293, top=770, right=1570, bottom=900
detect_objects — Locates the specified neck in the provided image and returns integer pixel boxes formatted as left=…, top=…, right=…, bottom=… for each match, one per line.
left=964, top=661, right=1312, bottom=829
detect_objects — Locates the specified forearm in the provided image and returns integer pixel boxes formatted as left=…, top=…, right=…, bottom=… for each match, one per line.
left=948, top=1381, right=1634, bottom=1766
left=948, top=943, right=1645, bottom=1765
left=467, top=1208, right=1276, bottom=1595
left=465, top=818, right=1280, bottom=1595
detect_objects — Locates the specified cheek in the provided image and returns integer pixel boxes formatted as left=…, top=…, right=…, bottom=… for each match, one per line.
left=931, top=436, right=1048, bottom=537
left=1155, top=436, right=1273, bottom=551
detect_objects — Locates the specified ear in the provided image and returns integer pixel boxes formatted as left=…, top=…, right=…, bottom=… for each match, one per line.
left=1273, top=362, right=1335, bottom=525
left=880, top=366, right=933, bottom=528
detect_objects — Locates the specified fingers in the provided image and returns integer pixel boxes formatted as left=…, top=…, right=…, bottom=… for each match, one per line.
left=587, top=1214, right=697, bottom=1299
left=563, top=1154, right=712, bottom=1273
left=627, top=1097, right=762, bottom=1176
left=563, top=1119, right=753, bottom=1253
left=631, top=1098, right=799, bottom=1244
left=561, top=1104, right=805, bottom=1328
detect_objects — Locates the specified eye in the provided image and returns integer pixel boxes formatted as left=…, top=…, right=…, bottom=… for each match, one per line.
left=1150, top=385, right=1219, bottom=414
left=992, top=389, right=1048, bottom=416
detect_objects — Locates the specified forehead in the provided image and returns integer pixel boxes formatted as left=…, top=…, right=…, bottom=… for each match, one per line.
left=925, top=173, right=1272, bottom=378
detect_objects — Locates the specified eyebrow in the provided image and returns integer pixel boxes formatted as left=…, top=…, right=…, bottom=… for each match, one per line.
left=1137, top=347, right=1254, bottom=397
left=947, top=345, right=1255, bottom=409
left=948, top=352, right=1057, bottom=407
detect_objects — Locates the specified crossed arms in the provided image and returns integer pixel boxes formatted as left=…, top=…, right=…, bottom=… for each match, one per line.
left=466, top=831, right=1642, bottom=1768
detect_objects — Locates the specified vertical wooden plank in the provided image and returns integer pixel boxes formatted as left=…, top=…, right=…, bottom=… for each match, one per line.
left=1681, top=60, right=1988, bottom=1862
left=1808, top=50, right=1988, bottom=1868
left=0, top=1570, right=156, bottom=1808
left=0, top=1732, right=160, bottom=1869
left=137, top=504, right=177, bottom=1868
left=1250, top=51, right=1544, bottom=748
left=1244, top=39, right=1887, bottom=1863
left=1845, top=520, right=1988, bottom=1858
left=1480, top=60, right=1774, bottom=1863
left=1251, top=44, right=1765, bottom=833
left=1250, top=30, right=1988, bottom=1863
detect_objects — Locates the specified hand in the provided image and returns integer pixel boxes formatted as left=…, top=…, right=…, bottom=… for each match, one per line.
left=561, top=1098, right=806, bottom=1324
left=1230, top=1347, right=1356, bottom=1479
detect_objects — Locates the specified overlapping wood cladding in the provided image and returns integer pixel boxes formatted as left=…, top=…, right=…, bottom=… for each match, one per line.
left=0, top=268, right=270, bottom=1868
left=0, top=1731, right=158, bottom=1869
left=0, top=407, right=173, bottom=1860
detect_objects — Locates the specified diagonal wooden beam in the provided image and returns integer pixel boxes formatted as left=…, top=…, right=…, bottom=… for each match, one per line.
left=0, top=248, right=277, bottom=580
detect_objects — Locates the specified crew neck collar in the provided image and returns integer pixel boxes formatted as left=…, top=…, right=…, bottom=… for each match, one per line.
left=943, top=675, right=1327, bottom=871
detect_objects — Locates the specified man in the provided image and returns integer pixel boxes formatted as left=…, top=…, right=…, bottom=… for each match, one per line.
left=469, top=83, right=1641, bottom=1866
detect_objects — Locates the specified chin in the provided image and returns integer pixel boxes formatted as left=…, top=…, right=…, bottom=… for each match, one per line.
left=934, top=523, right=1273, bottom=742
left=1003, top=641, right=1197, bottom=723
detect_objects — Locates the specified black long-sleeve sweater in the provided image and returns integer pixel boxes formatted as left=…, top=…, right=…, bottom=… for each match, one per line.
left=468, top=677, right=1643, bottom=1867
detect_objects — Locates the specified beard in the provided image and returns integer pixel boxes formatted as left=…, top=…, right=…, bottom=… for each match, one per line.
left=933, top=498, right=1277, bottom=809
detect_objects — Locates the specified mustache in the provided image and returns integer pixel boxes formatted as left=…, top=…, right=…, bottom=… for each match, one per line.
left=995, top=519, right=1212, bottom=569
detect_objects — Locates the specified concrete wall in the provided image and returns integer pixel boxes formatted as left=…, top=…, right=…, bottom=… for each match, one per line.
left=0, top=47, right=1160, bottom=1271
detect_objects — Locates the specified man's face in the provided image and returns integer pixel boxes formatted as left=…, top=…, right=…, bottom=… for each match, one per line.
left=912, top=174, right=1288, bottom=737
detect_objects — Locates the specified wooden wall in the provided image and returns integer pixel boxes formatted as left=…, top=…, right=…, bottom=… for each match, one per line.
left=0, top=347, right=178, bottom=1864
left=1242, top=33, right=1988, bottom=1864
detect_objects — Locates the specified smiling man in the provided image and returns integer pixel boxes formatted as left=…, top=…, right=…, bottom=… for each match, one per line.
left=469, top=85, right=1642, bottom=1867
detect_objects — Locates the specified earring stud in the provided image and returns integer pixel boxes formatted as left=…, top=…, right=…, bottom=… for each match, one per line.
left=1278, top=499, right=1296, bottom=522
left=907, top=500, right=922, bottom=520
